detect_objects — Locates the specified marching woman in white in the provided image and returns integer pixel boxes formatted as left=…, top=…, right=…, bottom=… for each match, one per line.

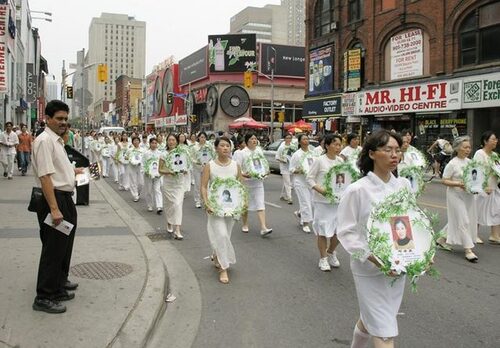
left=143, top=138, right=163, bottom=214
left=236, top=132, right=272, bottom=236
left=117, top=134, right=131, bottom=191
left=275, top=133, right=294, bottom=204
left=307, top=134, right=343, bottom=271
left=474, top=131, right=500, bottom=244
left=201, top=136, right=241, bottom=284
left=159, top=133, right=186, bottom=240
left=340, top=132, right=362, bottom=161
left=290, top=134, right=314, bottom=233
left=126, top=136, right=144, bottom=202
left=191, top=132, right=213, bottom=208
left=337, top=130, right=411, bottom=348
left=100, top=136, right=112, bottom=178
left=178, top=133, right=192, bottom=193
left=109, top=136, right=120, bottom=183
left=442, top=136, right=479, bottom=262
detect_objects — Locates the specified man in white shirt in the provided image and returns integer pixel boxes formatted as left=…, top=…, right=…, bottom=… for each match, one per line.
left=0, top=121, right=19, bottom=179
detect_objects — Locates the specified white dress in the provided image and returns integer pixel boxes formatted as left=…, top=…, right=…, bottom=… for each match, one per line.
left=276, top=142, right=293, bottom=201
left=290, top=148, right=314, bottom=223
left=191, top=142, right=214, bottom=205
left=337, top=172, right=410, bottom=338
left=236, top=147, right=265, bottom=211
left=206, top=160, right=238, bottom=270
left=442, top=157, right=478, bottom=248
left=473, top=149, right=500, bottom=226
left=340, top=145, right=362, bottom=161
left=306, top=154, right=343, bottom=238
left=163, top=149, right=186, bottom=226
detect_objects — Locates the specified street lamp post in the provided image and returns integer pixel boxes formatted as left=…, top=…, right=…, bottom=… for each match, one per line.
left=269, top=46, right=276, bottom=143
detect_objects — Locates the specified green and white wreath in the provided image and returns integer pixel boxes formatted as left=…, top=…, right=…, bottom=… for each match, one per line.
left=162, top=147, right=191, bottom=174
left=406, top=147, right=428, bottom=169
left=365, top=188, right=439, bottom=291
left=128, top=149, right=143, bottom=166
left=399, top=165, right=426, bottom=197
left=462, top=159, right=489, bottom=194
left=144, top=157, right=161, bottom=178
left=243, top=152, right=270, bottom=179
left=298, top=152, right=316, bottom=175
left=490, top=152, right=500, bottom=179
left=207, top=177, right=248, bottom=219
left=116, top=148, right=129, bottom=164
left=323, top=161, right=360, bottom=204
left=194, top=144, right=215, bottom=165
left=101, top=145, right=110, bottom=158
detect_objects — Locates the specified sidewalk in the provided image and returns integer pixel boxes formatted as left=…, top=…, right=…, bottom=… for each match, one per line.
left=0, top=171, right=166, bottom=348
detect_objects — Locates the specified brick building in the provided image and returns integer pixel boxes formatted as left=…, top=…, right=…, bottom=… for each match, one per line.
left=115, top=75, right=143, bottom=127
left=305, top=0, right=500, bottom=149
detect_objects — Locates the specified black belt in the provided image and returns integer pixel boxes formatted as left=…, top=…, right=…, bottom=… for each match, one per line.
left=54, top=189, right=74, bottom=197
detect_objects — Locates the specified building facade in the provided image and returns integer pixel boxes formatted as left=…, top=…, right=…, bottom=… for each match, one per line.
left=305, top=0, right=500, bottom=149
left=87, top=13, right=146, bottom=122
left=115, top=75, right=143, bottom=127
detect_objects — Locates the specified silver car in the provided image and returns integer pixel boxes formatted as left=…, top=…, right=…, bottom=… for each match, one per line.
left=263, top=139, right=319, bottom=173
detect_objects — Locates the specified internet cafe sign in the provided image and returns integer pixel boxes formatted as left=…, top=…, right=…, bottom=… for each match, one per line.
left=356, top=79, right=462, bottom=115
left=463, top=72, right=500, bottom=108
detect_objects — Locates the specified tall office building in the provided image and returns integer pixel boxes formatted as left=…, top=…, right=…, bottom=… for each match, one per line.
left=229, top=0, right=305, bottom=45
left=86, top=13, right=146, bottom=119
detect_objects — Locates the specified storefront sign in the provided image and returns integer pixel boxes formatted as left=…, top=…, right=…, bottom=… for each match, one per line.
left=194, top=88, right=207, bottom=104
left=463, top=72, right=500, bottom=108
left=356, top=79, right=462, bottom=115
left=179, top=46, right=208, bottom=85
left=175, top=115, right=187, bottom=126
left=208, top=34, right=256, bottom=73
left=303, top=95, right=342, bottom=118
left=0, top=5, right=8, bottom=93
left=308, top=45, right=333, bottom=95
left=260, top=43, right=305, bottom=78
left=390, top=29, right=423, bottom=80
left=342, top=93, right=356, bottom=117
left=26, top=63, right=37, bottom=103
left=165, top=116, right=175, bottom=127
left=343, top=49, right=361, bottom=91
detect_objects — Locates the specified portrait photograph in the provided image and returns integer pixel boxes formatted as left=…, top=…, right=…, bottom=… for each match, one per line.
left=171, top=152, right=188, bottom=172
left=390, top=216, right=415, bottom=251
left=217, top=187, right=241, bottom=212
left=251, top=158, right=265, bottom=175
left=468, top=166, right=484, bottom=193
left=149, top=160, right=159, bottom=177
left=198, top=150, right=210, bottom=164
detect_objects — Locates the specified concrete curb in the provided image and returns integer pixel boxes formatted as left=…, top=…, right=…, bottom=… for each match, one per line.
left=94, top=179, right=167, bottom=348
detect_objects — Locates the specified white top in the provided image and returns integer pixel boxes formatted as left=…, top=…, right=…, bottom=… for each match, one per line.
left=191, top=142, right=214, bottom=168
left=340, top=145, right=362, bottom=160
left=290, top=147, right=314, bottom=186
left=442, top=157, right=469, bottom=192
left=313, top=146, right=324, bottom=157
left=0, top=131, right=19, bottom=155
left=306, top=154, right=344, bottom=203
left=32, top=128, right=76, bottom=192
left=209, top=159, right=238, bottom=181
left=143, top=148, right=161, bottom=163
left=232, top=149, right=244, bottom=165
left=337, top=172, right=411, bottom=276
left=236, top=146, right=264, bottom=184
left=474, top=149, right=499, bottom=189
left=275, top=142, right=293, bottom=174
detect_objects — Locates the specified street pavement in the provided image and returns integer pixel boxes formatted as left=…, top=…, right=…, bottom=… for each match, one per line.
left=0, top=171, right=498, bottom=348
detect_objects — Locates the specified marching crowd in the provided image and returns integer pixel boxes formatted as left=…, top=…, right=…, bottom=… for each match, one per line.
left=2, top=98, right=498, bottom=347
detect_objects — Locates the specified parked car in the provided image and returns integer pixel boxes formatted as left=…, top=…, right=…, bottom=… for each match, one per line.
left=98, top=126, right=126, bottom=136
left=262, top=138, right=319, bottom=173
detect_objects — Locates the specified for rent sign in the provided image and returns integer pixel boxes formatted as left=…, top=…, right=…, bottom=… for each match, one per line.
left=390, top=29, right=423, bottom=80
left=356, top=79, right=462, bottom=115
left=463, top=72, right=500, bottom=108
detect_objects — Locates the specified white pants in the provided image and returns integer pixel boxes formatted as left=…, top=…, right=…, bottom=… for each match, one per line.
left=110, top=160, right=118, bottom=182
left=280, top=173, right=292, bottom=201
left=145, top=176, right=163, bottom=209
left=127, top=165, right=143, bottom=200
left=294, top=184, right=313, bottom=223
left=101, top=157, right=111, bottom=177
left=1, top=154, right=14, bottom=177
left=192, top=166, right=202, bottom=204
left=118, top=163, right=130, bottom=189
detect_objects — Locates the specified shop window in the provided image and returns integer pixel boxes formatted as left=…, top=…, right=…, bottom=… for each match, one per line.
left=381, top=0, right=395, bottom=11
left=348, top=0, right=363, bottom=23
left=460, top=2, right=500, bottom=66
left=314, top=0, right=335, bottom=38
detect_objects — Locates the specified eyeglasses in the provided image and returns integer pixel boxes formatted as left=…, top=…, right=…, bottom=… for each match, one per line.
left=377, top=147, right=402, bottom=155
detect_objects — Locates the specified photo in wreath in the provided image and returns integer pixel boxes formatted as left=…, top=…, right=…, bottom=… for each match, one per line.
left=390, top=216, right=415, bottom=251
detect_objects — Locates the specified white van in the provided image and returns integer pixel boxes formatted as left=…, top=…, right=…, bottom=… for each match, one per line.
left=98, top=126, right=125, bottom=136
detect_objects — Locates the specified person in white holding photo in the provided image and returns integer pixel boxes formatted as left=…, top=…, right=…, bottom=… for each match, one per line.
left=143, top=137, right=163, bottom=214
left=275, top=133, right=294, bottom=204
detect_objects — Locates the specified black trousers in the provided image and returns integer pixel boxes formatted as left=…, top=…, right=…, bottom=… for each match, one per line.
left=35, top=190, right=78, bottom=300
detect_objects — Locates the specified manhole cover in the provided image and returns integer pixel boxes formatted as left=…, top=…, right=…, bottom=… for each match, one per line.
left=70, top=262, right=133, bottom=280
left=146, top=232, right=171, bottom=242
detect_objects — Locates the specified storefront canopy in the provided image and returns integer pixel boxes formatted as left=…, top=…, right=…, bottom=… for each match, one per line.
left=228, top=117, right=268, bottom=130
left=285, top=119, right=312, bottom=131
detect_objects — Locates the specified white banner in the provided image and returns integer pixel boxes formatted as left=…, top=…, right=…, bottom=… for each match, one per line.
left=391, top=29, right=423, bottom=80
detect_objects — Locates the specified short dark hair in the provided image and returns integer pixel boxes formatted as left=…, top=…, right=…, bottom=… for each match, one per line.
left=45, top=100, right=69, bottom=117
left=5, top=121, right=13, bottom=127
left=131, top=136, right=140, bottom=143
left=401, top=129, right=412, bottom=137
left=215, top=136, right=231, bottom=148
left=198, top=131, right=208, bottom=140
left=244, top=132, right=257, bottom=144
left=297, top=133, right=308, bottom=144
left=324, top=134, right=342, bottom=146
left=347, top=133, right=359, bottom=144
left=480, top=131, right=496, bottom=148
left=358, top=130, right=402, bottom=177
left=149, top=137, right=158, bottom=144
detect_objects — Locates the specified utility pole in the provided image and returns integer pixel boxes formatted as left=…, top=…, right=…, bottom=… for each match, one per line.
left=81, top=48, right=85, bottom=152
left=61, top=60, right=66, bottom=102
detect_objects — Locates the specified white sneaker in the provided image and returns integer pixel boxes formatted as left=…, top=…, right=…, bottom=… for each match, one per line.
left=147, top=207, right=153, bottom=212
left=195, top=202, right=201, bottom=208
left=260, top=228, right=273, bottom=237
left=328, top=252, right=340, bottom=268
left=318, top=257, right=331, bottom=271
left=302, top=225, right=311, bottom=233
left=293, top=210, right=301, bottom=220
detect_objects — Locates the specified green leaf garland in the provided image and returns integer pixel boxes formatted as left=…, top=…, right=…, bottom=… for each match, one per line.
left=399, top=165, right=426, bottom=198
left=462, top=159, right=490, bottom=194
left=323, top=161, right=360, bottom=204
left=489, top=152, right=500, bottom=179
left=207, top=177, right=248, bottom=218
left=162, top=146, right=192, bottom=175
left=243, top=150, right=270, bottom=179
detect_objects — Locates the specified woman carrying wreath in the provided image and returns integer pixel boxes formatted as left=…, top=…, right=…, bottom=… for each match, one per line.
left=337, top=130, right=411, bottom=348
left=178, top=133, right=192, bottom=193
left=275, top=133, right=294, bottom=204
left=290, top=134, right=315, bottom=233
left=306, top=134, right=343, bottom=272
left=117, top=133, right=130, bottom=191
left=442, top=136, right=479, bottom=262
left=159, top=133, right=186, bottom=240
left=191, top=132, right=214, bottom=209
left=473, top=131, right=500, bottom=244
left=201, top=136, right=242, bottom=284
left=235, top=132, right=272, bottom=236
left=126, top=136, right=144, bottom=202
left=143, top=137, right=163, bottom=214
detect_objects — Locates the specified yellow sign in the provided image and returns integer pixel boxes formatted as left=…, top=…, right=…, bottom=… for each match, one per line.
left=348, top=49, right=361, bottom=71
left=97, top=64, right=108, bottom=82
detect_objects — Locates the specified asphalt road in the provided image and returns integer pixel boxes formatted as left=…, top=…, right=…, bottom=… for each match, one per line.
left=107, top=174, right=499, bottom=348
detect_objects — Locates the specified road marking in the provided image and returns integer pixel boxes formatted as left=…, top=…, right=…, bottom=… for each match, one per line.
left=265, top=201, right=282, bottom=208
left=418, top=201, right=447, bottom=210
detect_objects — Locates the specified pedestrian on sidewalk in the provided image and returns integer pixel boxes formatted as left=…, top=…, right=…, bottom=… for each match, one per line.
left=143, top=137, right=163, bottom=214
left=17, top=124, right=32, bottom=176
left=307, top=134, right=343, bottom=272
left=0, top=121, right=19, bottom=179
left=337, top=130, right=410, bottom=348
left=31, top=100, right=83, bottom=314
left=201, top=136, right=241, bottom=284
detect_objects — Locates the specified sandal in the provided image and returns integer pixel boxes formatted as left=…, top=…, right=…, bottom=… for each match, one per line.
left=219, top=269, right=229, bottom=284
left=210, top=254, right=221, bottom=269
left=241, top=226, right=249, bottom=233
left=465, top=251, right=478, bottom=263
left=488, top=238, right=500, bottom=245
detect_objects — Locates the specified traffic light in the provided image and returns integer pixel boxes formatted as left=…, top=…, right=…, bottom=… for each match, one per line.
left=166, top=92, right=174, bottom=104
left=244, top=71, right=253, bottom=88
left=278, top=111, right=285, bottom=123
left=97, top=64, right=108, bottom=82
left=66, top=86, right=74, bottom=99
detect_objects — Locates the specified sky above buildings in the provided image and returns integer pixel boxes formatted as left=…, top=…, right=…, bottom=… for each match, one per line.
left=29, top=0, right=281, bottom=83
